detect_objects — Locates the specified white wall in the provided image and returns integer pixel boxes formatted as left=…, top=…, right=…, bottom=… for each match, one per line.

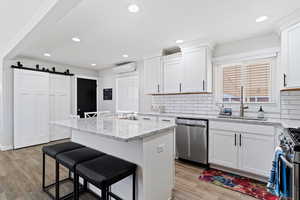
left=98, top=61, right=152, bottom=113
left=0, top=58, right=99, bottom=150
left=213, top=33, right=280, bottom=57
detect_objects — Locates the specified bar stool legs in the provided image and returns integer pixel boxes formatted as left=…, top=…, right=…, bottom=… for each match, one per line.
left=56, top=161, right=60, bottom=200
left=133, top=172, right=136, bottom=200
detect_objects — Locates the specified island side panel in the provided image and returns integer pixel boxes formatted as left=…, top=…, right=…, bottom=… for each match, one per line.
left=71, top=130, right=143, bottom=200
left=142, top=128, right=175, bottom=200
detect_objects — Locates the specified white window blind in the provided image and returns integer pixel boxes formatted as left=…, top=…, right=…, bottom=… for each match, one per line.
left=222, top=61, right=272, bottom=103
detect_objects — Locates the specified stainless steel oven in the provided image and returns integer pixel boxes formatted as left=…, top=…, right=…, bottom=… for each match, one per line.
left=280, top=128, right=300, bottom=200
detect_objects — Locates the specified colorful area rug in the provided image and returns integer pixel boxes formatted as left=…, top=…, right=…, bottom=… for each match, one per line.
left=199, top=169, right=279, bottom=200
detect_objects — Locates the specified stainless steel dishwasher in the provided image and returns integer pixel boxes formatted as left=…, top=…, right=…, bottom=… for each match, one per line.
left=176, top=118, right=208, bottom=165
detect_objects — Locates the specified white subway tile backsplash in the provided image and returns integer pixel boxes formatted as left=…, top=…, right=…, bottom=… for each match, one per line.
left=281, top=90, right=300, bottom=120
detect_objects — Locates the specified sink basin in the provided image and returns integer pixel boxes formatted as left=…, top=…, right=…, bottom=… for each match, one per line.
left=217, top=115, right=266, bottom=121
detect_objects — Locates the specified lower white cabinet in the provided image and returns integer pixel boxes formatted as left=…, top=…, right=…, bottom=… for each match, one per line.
left=239, top=133, right=274, bottom=176
left=210, top=130, right=238, bottom=169
left=209, top=121, right=275, bottom=177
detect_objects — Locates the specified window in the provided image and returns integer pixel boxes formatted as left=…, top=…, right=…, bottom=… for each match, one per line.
left=221, top=59, right=273, bottom=103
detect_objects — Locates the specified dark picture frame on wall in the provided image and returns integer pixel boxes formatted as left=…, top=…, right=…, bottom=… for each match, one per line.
left=103, top=88, right=113, bottom=100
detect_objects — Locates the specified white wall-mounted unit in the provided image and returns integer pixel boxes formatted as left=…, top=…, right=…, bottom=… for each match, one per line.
left=14, top=70, right=50, bottom=149
left=113, top=62, right=137, bottom=74
left=143, top=56, right=162, bottom=94
left=281, top=22, right=300, bottom=89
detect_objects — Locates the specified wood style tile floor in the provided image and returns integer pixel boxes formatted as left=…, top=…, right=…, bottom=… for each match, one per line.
left=0, top=142, right=256, bottom=200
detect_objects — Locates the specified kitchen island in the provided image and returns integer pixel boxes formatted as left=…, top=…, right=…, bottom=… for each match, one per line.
left=52, top=116, right=176, bottom=200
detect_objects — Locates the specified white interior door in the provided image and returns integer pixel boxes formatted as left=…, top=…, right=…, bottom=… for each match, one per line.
left=14, top=70, right=50, bottom=149
left=116, top=74, right=139, bottom=113
left=50, top=74, right=71, bottom=141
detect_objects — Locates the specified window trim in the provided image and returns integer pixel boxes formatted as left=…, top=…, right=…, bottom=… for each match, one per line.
left=215, top=57, right=277, bottom=104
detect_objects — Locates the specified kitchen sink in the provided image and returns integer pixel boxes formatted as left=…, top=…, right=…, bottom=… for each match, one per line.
left=217, top=115, right=266, bottom=121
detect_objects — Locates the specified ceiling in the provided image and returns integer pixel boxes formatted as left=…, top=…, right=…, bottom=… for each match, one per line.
left=0, top=0, right=48, bottom=55
left=14, top=0, right=300, bottom=69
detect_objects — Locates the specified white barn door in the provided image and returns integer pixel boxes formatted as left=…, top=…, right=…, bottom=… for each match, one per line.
left=14, top=70, right=50, bottom=149
left=49, top=74, right=71, bottom=141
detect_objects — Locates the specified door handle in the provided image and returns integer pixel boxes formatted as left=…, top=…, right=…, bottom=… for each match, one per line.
left=234, top=134, right=237, bottom=146
left=283, top=73, right=287, bottom=87
left=239, top=134, right=242, bottom=147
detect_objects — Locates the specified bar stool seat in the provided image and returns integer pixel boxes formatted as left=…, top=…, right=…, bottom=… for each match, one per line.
left=55, top=147, right=105, bottom=200
left=42, top=142, right=85, bottom=158
left=75, top=155, right=137, bottom=200
left=42, top=142, right=85, bottom=199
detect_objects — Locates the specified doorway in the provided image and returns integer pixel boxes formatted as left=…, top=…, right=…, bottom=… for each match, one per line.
left=76, top=77, right=97, bottom=118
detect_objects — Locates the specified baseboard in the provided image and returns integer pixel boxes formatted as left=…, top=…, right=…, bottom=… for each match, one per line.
left=210, top=164, right=268, bottom=183
left=0, top=145, right=13, bottom=151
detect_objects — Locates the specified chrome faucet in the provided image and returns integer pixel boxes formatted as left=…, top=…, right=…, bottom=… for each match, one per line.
left=240, top=86, right=248, bottom=118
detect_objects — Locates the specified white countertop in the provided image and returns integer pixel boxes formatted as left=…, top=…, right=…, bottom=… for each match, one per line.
left=140, top=112, right=300, bottom=129
left=52, top=116, right=176, bottom=142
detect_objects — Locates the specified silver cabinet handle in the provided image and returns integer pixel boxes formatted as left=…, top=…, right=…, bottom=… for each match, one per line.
left=203, top=80, right=205, bottom=91
left=161, top=119, right=171, bottom=122
left=179, top=83, right=182, bottom=92
left=239, top=134, right=242, bottom=147
left=143, top=117, right=151, bottom=120
left=157, top=84, right=160, bottom=93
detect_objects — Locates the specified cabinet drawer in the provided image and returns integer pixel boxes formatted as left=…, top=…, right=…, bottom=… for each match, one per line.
left=158, top=117, right=175, bottom=123
left=210, top=121, right=274, bottom=136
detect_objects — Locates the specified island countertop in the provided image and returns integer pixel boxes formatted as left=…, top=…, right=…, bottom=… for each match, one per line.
left=52, top=116, right=176, bottom=142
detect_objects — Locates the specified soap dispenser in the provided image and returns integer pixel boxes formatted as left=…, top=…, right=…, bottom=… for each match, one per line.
left=257, top=106, right=264, bottom=119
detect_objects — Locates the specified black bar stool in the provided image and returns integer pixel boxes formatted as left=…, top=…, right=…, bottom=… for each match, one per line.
left=42, top=142, right=85, bottom=199
left=56, top=147, right=105, bottom=200
left=75, top=155, right=137, bottom=200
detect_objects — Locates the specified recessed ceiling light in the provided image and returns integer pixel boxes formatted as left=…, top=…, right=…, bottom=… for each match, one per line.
left=128, top=4, right=139, bottom=13
left=176, top=40, right=184, bottom=44
left=72, top=37, right=81, bottom=42
left=44, top=53, right=51, bottom=57
left=91, top=63, right=97, bottom=66
left=256, top=16, right=268, bottom=23
left=122, top=54, right=129, bottom=58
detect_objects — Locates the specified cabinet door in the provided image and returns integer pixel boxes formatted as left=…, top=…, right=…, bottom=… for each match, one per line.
left=182, top=48, right=206, bottom=92
left=239, top=133, right=275, bottom=177
left=163, top=56, right=183, bottom=93
left=286, top=23, right=300, bottom=88
left=209, top=130, right=238, bottom=169
left=144, top=57, right=162, bottom=94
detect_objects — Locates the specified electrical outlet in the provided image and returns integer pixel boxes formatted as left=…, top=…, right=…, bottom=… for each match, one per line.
left=157, top=144, right=165, bottom=153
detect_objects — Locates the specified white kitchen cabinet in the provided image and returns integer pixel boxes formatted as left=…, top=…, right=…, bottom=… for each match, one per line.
left=239, top=133, right=274, bottom=177
left=49, top=74, right=71, bottom=141
left=210, top=129, right=238, bottom=169
left=209, top=121, right=275, bottom=177
left=182, top=48, right=207, bottom=92
left=163, top=54, right=183, bottom=93
left=144, top=56, right=162, bottom=94
left=281, top=22, right=300, bottom=88
left=162, top=46, right=212, bottom=94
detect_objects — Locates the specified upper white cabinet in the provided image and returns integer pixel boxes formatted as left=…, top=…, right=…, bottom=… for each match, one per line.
left=162, top=45, right=212, bottom=94
left=143, top=56, right=162, bottom=94
left=182, top=47, right=211, bottom=92
left=281, top=22, right=300, bottom=88
left=163, top=54, right=183, bottom=93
